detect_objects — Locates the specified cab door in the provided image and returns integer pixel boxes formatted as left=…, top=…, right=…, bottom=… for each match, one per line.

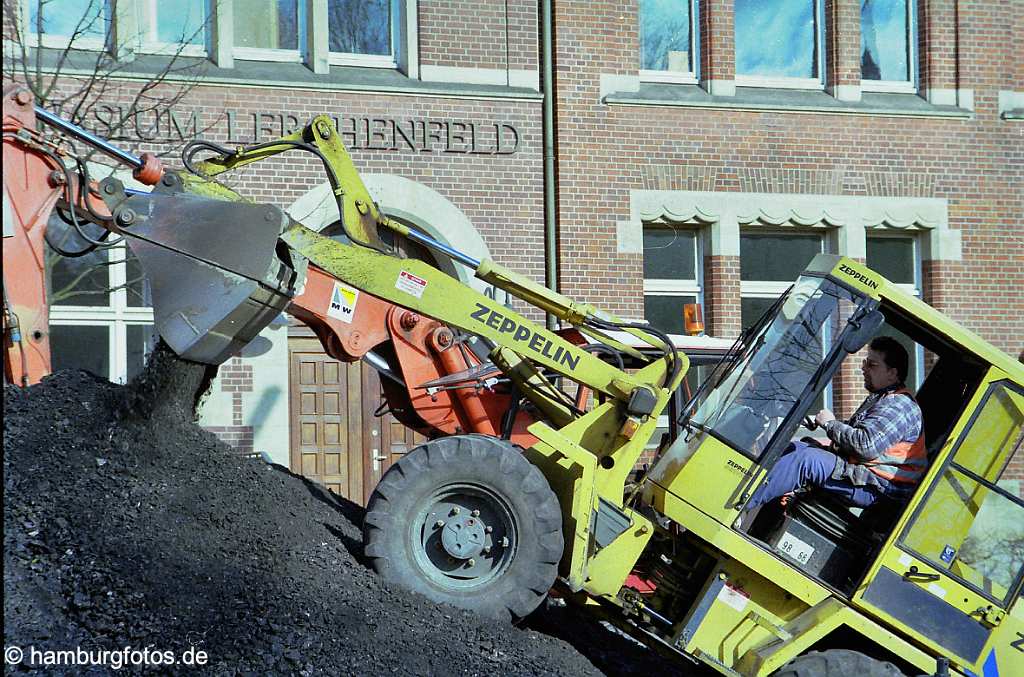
left=854, top=375, right=1024, bottom=675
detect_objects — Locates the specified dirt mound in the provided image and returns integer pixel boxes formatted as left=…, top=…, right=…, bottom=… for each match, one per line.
left=4, top=350, right=688, bottom=675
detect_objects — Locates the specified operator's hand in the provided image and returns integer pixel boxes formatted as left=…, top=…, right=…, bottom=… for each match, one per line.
left=814, top=409, right=836, bottom=428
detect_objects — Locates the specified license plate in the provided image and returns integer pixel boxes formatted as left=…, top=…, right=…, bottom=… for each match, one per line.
left=777, top=531, right=815, bottom=565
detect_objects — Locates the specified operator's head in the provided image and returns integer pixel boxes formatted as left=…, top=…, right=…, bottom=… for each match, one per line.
left=862, top=336, right=909, bottom=392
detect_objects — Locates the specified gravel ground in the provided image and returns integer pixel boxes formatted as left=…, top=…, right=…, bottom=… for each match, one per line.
left=4, top=345, right=693, bottom=676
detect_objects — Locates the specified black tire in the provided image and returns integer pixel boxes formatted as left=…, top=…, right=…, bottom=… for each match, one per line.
left=776, top=649, right=905, bottom=676
left=362, top=434, right=564, bottom=620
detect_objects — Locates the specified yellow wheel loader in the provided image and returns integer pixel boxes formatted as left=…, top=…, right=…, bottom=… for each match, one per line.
left=11, top=97, right=1020, bottom=675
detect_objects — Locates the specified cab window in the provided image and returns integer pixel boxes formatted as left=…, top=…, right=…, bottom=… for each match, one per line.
left=900, top=381, right=1024, bottom=606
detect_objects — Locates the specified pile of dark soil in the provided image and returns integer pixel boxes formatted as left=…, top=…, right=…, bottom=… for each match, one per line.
left=4, top=347, right=691, bottom=676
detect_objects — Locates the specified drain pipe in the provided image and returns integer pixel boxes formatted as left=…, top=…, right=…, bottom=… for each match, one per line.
left=541, top=0, right=558, bottom=330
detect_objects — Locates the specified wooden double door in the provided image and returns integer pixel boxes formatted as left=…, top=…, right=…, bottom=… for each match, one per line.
left=288, top=335, right=423, bottom=505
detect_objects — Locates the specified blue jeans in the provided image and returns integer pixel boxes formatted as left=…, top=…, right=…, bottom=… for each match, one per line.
left=745, top=441, right=880, bottom=511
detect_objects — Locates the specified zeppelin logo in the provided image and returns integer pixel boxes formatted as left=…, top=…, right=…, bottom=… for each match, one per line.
left=726, top=459, right=754, bottom=477
left=838, top=264, right=879, bottom=290
left=470, top=303, right=580, bottom=370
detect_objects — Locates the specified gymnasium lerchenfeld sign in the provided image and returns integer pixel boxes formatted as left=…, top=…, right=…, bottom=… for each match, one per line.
left=82, top=105, right=521, bottom=154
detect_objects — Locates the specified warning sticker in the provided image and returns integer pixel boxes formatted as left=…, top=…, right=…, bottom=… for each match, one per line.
left=717, top=583, right=749, bottom=613
left=396, top=270, right=428, bottom=299
left=327, top=282, right=359, bottom=323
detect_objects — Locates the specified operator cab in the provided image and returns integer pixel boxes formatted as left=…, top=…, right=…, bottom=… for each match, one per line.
left=649, top=255, right=1022, bottom=599
left=742, top=300, right=989, bottom=593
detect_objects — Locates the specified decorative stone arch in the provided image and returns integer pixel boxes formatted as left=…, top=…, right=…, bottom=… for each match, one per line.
left=619, top=190, right=961, bottom=262
left=287, top=175, right=495, bottom=296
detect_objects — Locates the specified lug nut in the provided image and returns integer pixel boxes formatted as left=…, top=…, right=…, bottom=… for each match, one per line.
left=450, top=507, right=460, bottom=516
left=435, top=520, right=445, bottom=528
left=466, top=559, right=475, bottom=567
left=471, top=510, right=480, bottom=517
left=485, top=526, right=493, bottom=534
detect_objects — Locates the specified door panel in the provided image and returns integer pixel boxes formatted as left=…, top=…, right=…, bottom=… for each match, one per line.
left=288, top=336, right=424, bottom=505
left=856, top=376, right=1024, bottom=674
left=289, top=339, right=353, bottom=498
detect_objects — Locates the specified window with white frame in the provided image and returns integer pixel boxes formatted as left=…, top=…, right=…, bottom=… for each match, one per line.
left=860, top=0, right=916, bottom=92
left=740, top=232, right=823, bottom=330
left=133, top=0, right=210, bottom=56
left=47, top=219, right=157, bottom=384
left=23, top=0, right=413, bottom=71
left=740, top=231, right=828, bottom=407
left=27, top=0, right=110, bottom=49
left=643, top=224, right=702, bottom=336
left=734, top=0, right=824, bottom=88
left=328, top=0, right=399, bottom=67
left=642, top=223, right=703, bottom=448
left=639, top=0, right=698, bottom=83
left=866, top=232, right=924, bottom=387
left=233, top=0, right=304, bottom=61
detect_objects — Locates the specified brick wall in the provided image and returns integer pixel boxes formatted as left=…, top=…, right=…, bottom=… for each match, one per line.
left=9, top=2, right=1020, bottom=490
left=206, top=358, right=256, bottom=454
left=699, top=0, right=735, bottom=87
left=703, top=255, right=740, bottom=338
left=418, top=0, right=537, bottom=71
left=555, top=0, right=1023, bottom=363
left=824, top=0, right=861, bottom=94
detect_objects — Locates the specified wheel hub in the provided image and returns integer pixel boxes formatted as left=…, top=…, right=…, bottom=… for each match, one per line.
left=416, top=486, right=516, bottom=583
left=440, top=514, right=486, bottom=559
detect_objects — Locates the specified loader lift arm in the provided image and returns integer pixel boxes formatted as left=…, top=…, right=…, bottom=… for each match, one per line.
left=167, top=114, right=687, bottom=419
left=96, top=113, right=693, bottom=609
left=1, top=87, right=565, bottom=447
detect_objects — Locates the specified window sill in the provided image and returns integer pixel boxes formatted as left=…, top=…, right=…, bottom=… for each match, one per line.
left=604, top=84, right=972, bottom=119
left=27, top=47, right=542, bottom=101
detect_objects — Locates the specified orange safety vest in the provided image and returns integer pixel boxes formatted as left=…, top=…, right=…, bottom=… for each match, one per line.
left=851, top=388, right=927, bottom=484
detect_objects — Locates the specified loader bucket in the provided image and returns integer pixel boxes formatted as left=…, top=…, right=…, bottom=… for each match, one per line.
left=101, top=179, right=306, bottom=365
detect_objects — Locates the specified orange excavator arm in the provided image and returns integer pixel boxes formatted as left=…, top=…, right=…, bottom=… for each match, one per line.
left=2, top=86, right=163, bottom=386
left=287, top=264, right=540, bottom=446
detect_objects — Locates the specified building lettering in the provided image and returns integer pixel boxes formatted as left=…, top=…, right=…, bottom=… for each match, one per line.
left=78, top=104, right=520, bottom=154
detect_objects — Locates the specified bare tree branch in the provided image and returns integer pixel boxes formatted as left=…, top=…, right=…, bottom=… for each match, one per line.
left=6, top=0, right=214, bottom=304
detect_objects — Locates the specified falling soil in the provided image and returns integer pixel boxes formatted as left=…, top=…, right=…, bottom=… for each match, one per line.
left=4, top=343, right=696, bottom=676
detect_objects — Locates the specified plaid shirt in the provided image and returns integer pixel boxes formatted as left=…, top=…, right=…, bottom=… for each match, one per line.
left=823, top=384, right=923, bottom=491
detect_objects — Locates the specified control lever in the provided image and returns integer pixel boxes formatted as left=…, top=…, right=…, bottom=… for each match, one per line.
left=903, top=565, right=940, bottom=582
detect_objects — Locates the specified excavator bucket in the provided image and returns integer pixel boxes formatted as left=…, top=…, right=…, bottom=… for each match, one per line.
left=99, top=177, right=306, bottom=365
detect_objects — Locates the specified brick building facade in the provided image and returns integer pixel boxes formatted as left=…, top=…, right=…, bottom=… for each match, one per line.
left=6, top=0, right=1021, bottom=498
